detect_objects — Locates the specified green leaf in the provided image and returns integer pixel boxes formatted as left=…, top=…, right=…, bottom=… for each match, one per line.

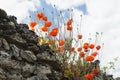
left=103, top=66, right=108, bottom=72
left=80, top=76, right=86, bottom=80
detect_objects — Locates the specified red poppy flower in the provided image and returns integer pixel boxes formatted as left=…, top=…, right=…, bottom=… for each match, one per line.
left=80, top=52, right=85, bottom=58
left=29, top=21, right=37, bottom=31
left=36, top=12, right=44, bottom=20
left=84, top=73, right=94, bottom=80
left=92, top=68, right=99, bottom=74
left=49, top=27, right=58, bottom=36
left=78, top=34, right=82, bottom=39
left=67, top=18, right=73, bottom=25
left=66, top=25, right=72, bottom=30
left=91, top=52, right=98, bottom=57
left=96, top=45, right=101, bottom=50
left=58, top=47, right=64, bottom=52
left=71, top=47, right=75, bottom=51
left=45, top=21, right=52, bottom=27
left=41, top=26, right=48, bottom=32
left=86, top=55, right=94, bottom=61
left=59, top=40, right=65, bottom=46
left=77, top=47, right=82, bottom=52
left=83, top=42, right=89, bottom=50
left=42, top=16, right=48, bottom=21
left=89, top=43, right=95, bottom=49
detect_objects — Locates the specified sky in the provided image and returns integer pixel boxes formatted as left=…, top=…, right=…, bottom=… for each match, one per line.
left=0, top=0, right=120, bottom=78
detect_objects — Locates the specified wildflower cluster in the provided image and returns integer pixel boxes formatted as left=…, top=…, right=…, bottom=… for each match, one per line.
left=29, top=9, right=103, bottom=80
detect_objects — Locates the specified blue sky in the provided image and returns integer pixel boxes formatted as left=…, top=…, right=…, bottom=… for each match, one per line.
left=0, top=0, right=120, bottom=78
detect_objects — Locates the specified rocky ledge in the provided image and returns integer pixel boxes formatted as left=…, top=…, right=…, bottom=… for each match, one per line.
left=0, top=9, right=62, bottom=80
left=0, top=9, right=120, bottom=80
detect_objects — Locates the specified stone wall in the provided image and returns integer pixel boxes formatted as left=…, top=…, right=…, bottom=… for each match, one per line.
left=0, top=9, right=62, bottom=80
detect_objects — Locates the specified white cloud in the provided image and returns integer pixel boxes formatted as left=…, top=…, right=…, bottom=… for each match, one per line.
left=82, top=0, right=120, bottom=77
left=45, top=0, right=85, bottom=10
left=0, top=0, right=41, bottom=23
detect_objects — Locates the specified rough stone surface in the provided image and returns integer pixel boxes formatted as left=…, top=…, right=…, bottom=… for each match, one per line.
left=115, top=77, right=120, bottom=80
left=0, top=8, right=62, bottom=80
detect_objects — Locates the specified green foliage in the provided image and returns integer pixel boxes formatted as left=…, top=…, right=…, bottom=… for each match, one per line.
left=102, top=57, right=118, bottom=72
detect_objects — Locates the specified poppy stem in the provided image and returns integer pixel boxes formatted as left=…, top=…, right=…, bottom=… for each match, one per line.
left=80, top=14, right=82, bottom=33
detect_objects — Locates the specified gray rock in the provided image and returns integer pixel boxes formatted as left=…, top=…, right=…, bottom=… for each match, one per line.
left=93, top=71, right=115, bottom=80
left=21, top=50, right=37, bottom=62
left=6, top=74, right=23, bottom=80
left=8, top=16, right=17, bottom=25
left=35, top=64, right=52, bottom=74
left=9, top=33, right=26, bottom=44
left=0, top=39, right=2, bottom=48
left=116, top=77, right=120, bottom=80
left=2, top=39, right=10, bottom=50
left=0, top=30, right=3, bottom=36
left=36, top=51, right=62, bottom=71
left=8, top=61, right=23, bottom=74
left=8, top=21, right=15, bottom=26
left=93, top=76, right=104, bottom=80
left=0, top=60, right=13, bottom=69
left=22, top=63, right=35, bottom=77
left=10, top=44, right=22, bottom=60
left=3, top=29, right=17, bottom=35
left=27, top=75, right=48, bottom=80
left=0, top=51, right=9, bottom=59
left=37, top=74, right=49, bottom=80
left=0, top=68, right=6, bottom=79
left=21, top=32, right=38, bottom=44
left=0, top=22, right=16, bottom=30
left=106, top=75, right=114, bottom=80
left=0, top=9, right=7, bottom=18
left=27, top=76, right=38, bottom=80
left=27, top=43, right=39, bottom=52
left=37, top=51, right=55, bottom=61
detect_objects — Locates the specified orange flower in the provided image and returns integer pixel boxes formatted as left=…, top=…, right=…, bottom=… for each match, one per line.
left=84, top=73, right=94, bottom=80
left=79, top=52, right=85, bottom=58
left=59, top=40, right=65, bottom=46
left=66, top=25, right=72, bottom=30
left=41, top=26, right=48, bottom=32
left=45, top=21, right=52, bottom=27
left=31, top=27, right=34, bottom=31
left=77, top=47, right=82, bottom=52
left=92, top=68, right=99, bottom=74
left=96, top=45, right=101, bottom=50
left=29, top=21, right=37, bottom=31
left=91, top=52, right=98, bottom=57
left=86, top=55, right=94, bottom=61
left=83, top=42, right=89, bottom=50
left=71, top=47, right=75, bottom=51
left=42, top=16, right=48, bottom=21
left=49, top=27, right=58, bottom=36
left=36, top=12, right=44, bottom=20
left=58, top=47, right=64, bottom=52
left=78, top=34, right=82, bottom=39
left=89, top=43, right=95, bottom=49
left=67, top=18, right=73, bottom=25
